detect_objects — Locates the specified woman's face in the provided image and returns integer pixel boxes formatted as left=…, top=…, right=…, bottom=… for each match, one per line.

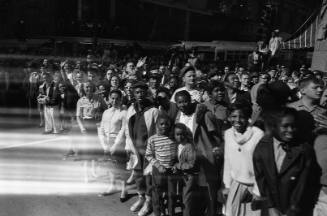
left=229, top=109, right=249, bottom=133
left=111, top=76, right=119, bottom=88
left=183, top=71, right=196, bottom=87
left=110, top=92, right=121, bottom=107
left=106, top=70, right=113, bottom=80
left=84, top=83, right=93, bottom=95
left=176, top=95, right=191, bottom=114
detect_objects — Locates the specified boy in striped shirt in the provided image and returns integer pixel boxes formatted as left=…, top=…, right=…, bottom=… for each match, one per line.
left=145, top=113, right=178, bottom=216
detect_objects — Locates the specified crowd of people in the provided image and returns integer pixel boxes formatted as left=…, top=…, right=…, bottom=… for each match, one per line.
left=16, top=42, right=327, bottom=216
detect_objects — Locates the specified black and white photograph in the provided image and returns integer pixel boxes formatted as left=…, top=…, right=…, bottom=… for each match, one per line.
left=0, top=0, right=326, bottom=216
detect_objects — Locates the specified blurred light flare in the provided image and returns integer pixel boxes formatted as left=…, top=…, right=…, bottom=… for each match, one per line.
left=0, top=130, right=122, bottom=195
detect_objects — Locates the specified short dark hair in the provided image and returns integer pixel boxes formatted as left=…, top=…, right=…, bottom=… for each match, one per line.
left=174, top=123, right=193, bottom=143
left=228, top=102, right=252, bottom=119
left=299, top=77, right=323, bottom=90
left=109, top=89, right=122, bottom=98
left=156, top=112, right=172, bottom=126
left=263, top=107, right=298, bottom=132
left=174, top=90, right=191, bottom=102
left=156, top=87, right=171, bottom=98
left=224, top=72, right=236, bottom=82
left=207, top=80, right=225, bottom=95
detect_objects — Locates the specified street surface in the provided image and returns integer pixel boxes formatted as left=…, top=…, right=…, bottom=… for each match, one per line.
left=0, top=108, right=139, bottom=216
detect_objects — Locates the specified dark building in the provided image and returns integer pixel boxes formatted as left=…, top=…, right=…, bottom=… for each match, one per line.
left=0, top=0, right=321, bottom=42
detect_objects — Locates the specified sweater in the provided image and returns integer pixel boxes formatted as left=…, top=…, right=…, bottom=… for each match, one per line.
left=223, top=126, right=264, bottom=188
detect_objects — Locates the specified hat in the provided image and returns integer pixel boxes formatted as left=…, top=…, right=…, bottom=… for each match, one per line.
left=180, top=65, right=196, bottom=78
left=132, top=81, right=148, bottom=90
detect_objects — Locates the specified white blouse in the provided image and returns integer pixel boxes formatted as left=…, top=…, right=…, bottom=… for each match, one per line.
left=223, top=126, right=264, bottom=188
left=98, top=107, right=127, bottom=148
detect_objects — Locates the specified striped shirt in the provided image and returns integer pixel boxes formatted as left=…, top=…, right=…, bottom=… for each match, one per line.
left=145, top=134, right=177, bottom=169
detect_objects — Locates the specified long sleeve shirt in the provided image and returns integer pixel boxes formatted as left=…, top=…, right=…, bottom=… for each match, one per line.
left=223, top=126, right=264, bottom=188
left=98, top=107, right=127, bottom=149
left=145, top=134, right=177, bottom=169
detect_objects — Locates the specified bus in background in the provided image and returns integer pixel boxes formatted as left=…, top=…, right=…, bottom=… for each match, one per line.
left=170, top=40, right=257, bottom=67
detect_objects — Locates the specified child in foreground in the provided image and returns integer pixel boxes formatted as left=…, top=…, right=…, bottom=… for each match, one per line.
left=172, top=123, right=199, bottom=216
left=145, top=113, right=177, bottom=216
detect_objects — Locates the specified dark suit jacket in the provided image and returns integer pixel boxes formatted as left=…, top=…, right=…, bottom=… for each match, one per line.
left=225, top=89, right=251, bottom=106
left=62, top=83, right=79, bottom=112
left=253, top=136, right=320, bottom=215
left=175, top=104, right=223, bottom=185
left=38, top=82, right=60, bottom=106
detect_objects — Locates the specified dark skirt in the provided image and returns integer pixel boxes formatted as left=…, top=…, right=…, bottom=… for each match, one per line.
left=77, top=119, right=104, bottom=160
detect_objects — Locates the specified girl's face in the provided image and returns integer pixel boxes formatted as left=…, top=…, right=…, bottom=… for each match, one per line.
left=274, top=115, right=297, bottom=143
left=84, top=83, right=93, bottom=95
left=229, top=110, right=249, bottom=133
left=174, top=128, right=185, bottom=143
left=176, top=95, right=191, bottom=114
left=211, top=87, right=225, bottom=102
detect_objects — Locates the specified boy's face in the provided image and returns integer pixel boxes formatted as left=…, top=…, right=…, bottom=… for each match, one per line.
left=273, top=115, right=297, bottom=143
left=302, top=82, right=323, bottom=100
left=211, top=87, right=225, bottom=102
left=157, top=118, right=171, bottom=135
left=133, top=87, right=146, bottom=101
left=174, top=128, right=184, bottom=143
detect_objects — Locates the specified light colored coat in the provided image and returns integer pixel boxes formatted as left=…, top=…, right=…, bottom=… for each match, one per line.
left=124, top=104, right=159, bottom=170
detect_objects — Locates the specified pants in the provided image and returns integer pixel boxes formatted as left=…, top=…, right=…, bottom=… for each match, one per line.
left=182, top=174, right=199, bottom=216
left=225, top=180, right=260, bottom=216
left=134, top=154, right=152, bottom=196
left=44, top=105, right=60, bottom=133
left=193, top=181, right=219, bottom=216
left=314, top=188, right=327, bottom=216
left=152, top=166, right=179, bottom=216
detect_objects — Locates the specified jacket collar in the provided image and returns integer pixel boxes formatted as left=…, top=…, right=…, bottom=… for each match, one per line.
left=260, top=135, right=304, bottom=176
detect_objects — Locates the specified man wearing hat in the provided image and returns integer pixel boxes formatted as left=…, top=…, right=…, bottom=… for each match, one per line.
left=125, top=81, right=159, bottom=216
left=170, top=65, right=201, bottom=103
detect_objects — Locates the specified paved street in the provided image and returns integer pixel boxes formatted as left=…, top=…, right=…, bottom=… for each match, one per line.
left=0, top=109, right=139, bottom=216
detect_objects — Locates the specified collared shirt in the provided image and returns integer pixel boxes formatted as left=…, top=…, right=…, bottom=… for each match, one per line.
left=178, top=112, right=195, bottom=133
left=288, top=99, right=326, bottom=120
left=76, top=96, right=104, bottom=119
left=273, top=138, right=287, bottom=173
left=100, top=107, right=126, bottom=140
